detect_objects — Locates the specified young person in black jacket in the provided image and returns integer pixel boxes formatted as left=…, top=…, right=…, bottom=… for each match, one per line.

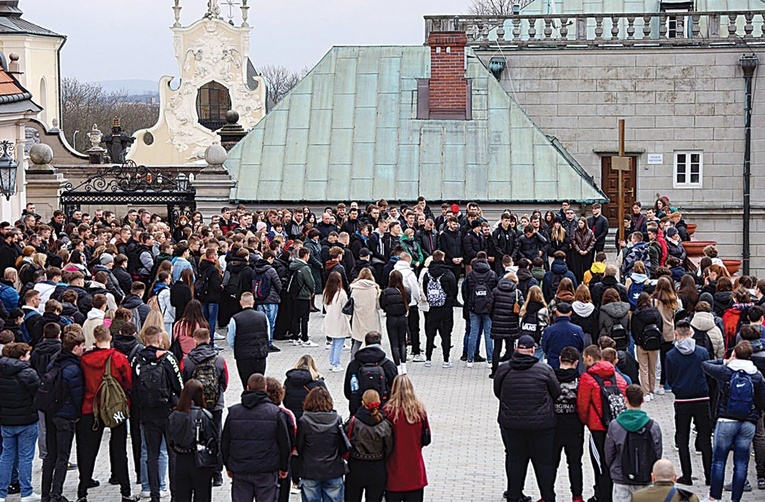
left=422, top=251, right=459, bottom=367
left=487, top=273, right=523, bottom=378
left=553, top=346, right=585, bottom=502
left=379, top=271, right=409, bottom=374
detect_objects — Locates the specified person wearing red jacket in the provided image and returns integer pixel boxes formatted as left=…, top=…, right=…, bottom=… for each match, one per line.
left=76, top=324, right=138, bottom=502
left=576, top=345, right=628, bottom=502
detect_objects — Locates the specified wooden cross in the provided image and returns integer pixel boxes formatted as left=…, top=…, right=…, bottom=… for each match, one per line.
left=612, top=119, right=630, bottom=243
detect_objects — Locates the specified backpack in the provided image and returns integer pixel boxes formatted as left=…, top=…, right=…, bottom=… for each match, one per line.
left=251, top=269, right=272, bottom=302
left=592, top=374, right=626, bottom=428
left=147, top=295, right=160, bottom=312
left=192, top=357, right=221, bottom=410
left=33, top=358, right=70, bottom=414
left=726, top=370, right=755, bottom=420
left=722, top=308, right=745, bottom=349
left=520, top=309, right=545, bottom=343
left=469, top=275, right=491, bottom=315
left=691, top=327, right=714, bottom=358
left=193, top=408, right=219, bottom=468
left=425, top=271, right=447, bottom=307
left=357, top=361, right=388, bottom=402
left=640, top=323, right=663, bottom=351
left=19, top=309, right=40, bottom=344
left=286, top=269, right=303, bottom=299
left=131, top=307, right=144, bottom=332
left=93, top=356, right=130, bottom=428
left=608, top=322, right=628, bottom=349
left=223, top=268, right=245, bottom=300
left=627, top=281, right=644, bottom=311
left=621, top=419, right=657, bottom=485
left=135, top=353, right=172, bottom=409
left=193, top=269, right=211, bottom=300
left=549, top=273, right=564, bottom=295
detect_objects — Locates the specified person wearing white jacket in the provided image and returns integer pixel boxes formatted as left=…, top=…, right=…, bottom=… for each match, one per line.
left=393, top=254, right=424, bottom=361
left=323, top=270, right=352, bottom=372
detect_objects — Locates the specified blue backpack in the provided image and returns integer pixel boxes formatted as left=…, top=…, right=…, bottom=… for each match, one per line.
left=627, top=281, right=644, bottom=311
left=19, top=310, right=40, bottom=344
left=727, top=370, right=755, bottom=420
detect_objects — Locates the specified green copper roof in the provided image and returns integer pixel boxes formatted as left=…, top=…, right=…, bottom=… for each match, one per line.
left=225, top=45, right=607, bottom=204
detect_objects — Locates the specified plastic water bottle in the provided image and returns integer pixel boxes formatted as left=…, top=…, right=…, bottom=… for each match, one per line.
left=350, top=374, right=359, bottom=393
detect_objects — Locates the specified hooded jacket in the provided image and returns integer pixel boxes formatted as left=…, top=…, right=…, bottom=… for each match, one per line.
left=571, top=301, right=598, bottom=346
left=487, top=278, right=523, bottom=340
left=252, top=259, right=280, bottom=305
left=283, top=368, right=327, bottom=420
left=133, top=345, right=183, bottom=421
left=82, top=308, right=105, bottom=349
left=0, top=356, right=40, bottom=425
left=92, top=264, right=125, bottom=303
left=712, top=291, right=733, bottom=317
left=180, top=343, right=229, bottom=411
left=542, top=260, right=578, bottom=301
left=517, top=231, right=547, bottom=261
left=30, top=337, right=62, bottom=377
left=516, top=267, right=539, bottom=298
left=665, top=339, right=710, bottom=401
left=197, top=259, right=222, bottom=303
left=121, top=294, right=151, bottom=327
left=345, top=406, right=394, bottom=462
left=288, top=259, right=315, bottom=300
left=421, top=261, right=458, bottom=309
left=605, top=409, right=663, bottom=484
left=542, top=316, right=585, bottom=369
left=493, top=352, right=561, bottom=430
left=491, top=225, right=518, bottom=262
left=50, top=349, right=85, bottom=420
left=298, top=410, right=348, bottom=480
left=689, top=312, right=724, bottom=359
left=344, top=345, right=398, bottom=415
left=393, top=259, right=421, bottom=306
left=598, top=302, right=632, bottom=348
left=702, top=358, right=765, bottom=424
left=583, top=261, right=607, bottom=286
left=554, top=367, right=583, bottom=429
left=577, top=361, right=628, bottom=432
left=591, top=275, right=629, bottom=308
left=464, top=259, right=498, bottom=314
left=222, top=390, right=291, bottom=474
left=80, top=347, right=133, bottom=415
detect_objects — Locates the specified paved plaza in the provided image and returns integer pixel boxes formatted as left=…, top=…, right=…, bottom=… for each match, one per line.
left=30, top=305, right=759, bottom=501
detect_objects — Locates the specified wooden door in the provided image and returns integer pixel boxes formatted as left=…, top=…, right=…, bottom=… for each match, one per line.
left=601, top=156, right=637, bottom=226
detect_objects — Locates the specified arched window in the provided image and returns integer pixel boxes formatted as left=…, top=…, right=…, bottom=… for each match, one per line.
left=196, top=81, right=231, bottom=131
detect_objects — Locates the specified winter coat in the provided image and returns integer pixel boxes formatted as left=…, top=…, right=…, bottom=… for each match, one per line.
left=667, top=239, right=687, bottom=262
left=690, top=312, right=725, bottom=359
left=154, top=284, right=174, bottom=325
left=598, top=302, right=632, bottom=347
left=252, top=260, right=280, bottom=305
left=632, top=306, right=664, bottom=349
left=554, top=367, right=583, bottom=429
left=82, top=309, right=105, bottom=349
left=180, top=343, right=229, bottom=411
left=487, top=279, right=523, bottom=340
left=92, top=264, right=125, bottom=303
left=50, top=349, right=85, bottom=420
left=121, top=294, right=151, bottom=327
left=222, top=390, right=291, bottom=474
left=344, top=345, right=398, bottom=415
left=590, top=275, right=629, bottom=308
left=349, top=279, right=381, bottom=343
left=437, top=228, right=463, bottom=263
left=421, top=261, right=458, bottom=309
left=621, top=242, right=651, bottom=278
left=384, top=408, right=429, bottom=492
left=0, top=281, right=19, bottom=312
left=702, top=359, right=765, bottom=424
left=0, top=356, right=40, bottom=425
left=542, top=260, right=578, bottom=302
left=571, top=228, right=596, bottom=255
left=665, top=340, right=710, bottom=400
left=571, top=301, right=599, bottom=347
left=133, top=345, right=183, bottom=421
left=542, top=316, right=585, bottom=369
left=583, top=261, right=607, bottom=287
left=393, top=260, right=421, bottom=306
left=712, top=291, right=733, bottom=317
left=379, top=287, right=407, bottom=317
left=113, top=267, right=133, bottom=296
left=517, top=232, right=547, bottom=261
left=464, top=260, right=498, bottom=314
left=323, top=289, right=351, bottom=339
left=463, top=231, right=487, bottom=263
left=197, top=259, right=222, bottom=304
left=283, top=369, right=327, bottom=420
left=80, top=347, right=132, bottom=415
left=587, top=215, right=609, bottom=251
left=605, top=409, right=663, bottom=484
left=492, top=225, right=518, bottom=262
left=493, top=352, right=561, bottom=430
left=30, top=337, right=62, bottom=377
left=415, top=228, right=438, bottom=258
left=288, top=259, right=316, bottom=300
left=516, top=267, right=539, bottom=299
left=576, top=360, right=628, bottom=432
left=345, top=406, right=394, bottom=462
left=170, top=281, right=192, bottom=323
left=298, top=410, right=349, bottom=480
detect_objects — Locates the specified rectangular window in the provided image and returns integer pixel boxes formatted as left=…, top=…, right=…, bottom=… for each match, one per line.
left=674, top=151, right=702, bottom=188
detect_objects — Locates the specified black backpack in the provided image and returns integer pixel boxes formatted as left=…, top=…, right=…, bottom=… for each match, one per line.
left=222, top=268, right=244, bottom=300
left=135, top=353, right=172, bottom=409
left=692, top=327, right=715, bottom=358
left=621, top=419, right=658, bottom=485
left=608, top=322, right=628, bottom=349
left=251, top=269, right=272, bottom=302
left=193, top=268, right=211, bottom=300
left=549, top=273, right=564, bottom=294
left=358, top=361, right=388, bottom=402
left=34, top=358, right=72, bottom=414
left=640, top=323, right=663, bottom=351
left=520, top=309, right=545, bottom=344
left=286, top=269, right=303, bottom=299
left=592, top=374, right=626, bottom=428
left=470, top=275, right=491, bottom=315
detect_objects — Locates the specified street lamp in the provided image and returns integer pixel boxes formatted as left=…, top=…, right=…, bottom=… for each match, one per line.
left=0, top=141, right=18, bottom=201
left=175, top=172, right=190, bottom=191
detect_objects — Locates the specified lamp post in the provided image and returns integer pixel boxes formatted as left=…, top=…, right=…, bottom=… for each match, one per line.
left=175, top=173, right=190, bottom=192
left=0, top=141, right=19, bottom=201
left=740, top=53, right=758, bottom=276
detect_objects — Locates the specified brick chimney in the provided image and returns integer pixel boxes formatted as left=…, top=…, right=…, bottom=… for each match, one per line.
left=427, top=31, right=469, bottom=120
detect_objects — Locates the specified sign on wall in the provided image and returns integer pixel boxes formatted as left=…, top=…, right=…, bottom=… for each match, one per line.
left=647, top=154, right=663, bottom=164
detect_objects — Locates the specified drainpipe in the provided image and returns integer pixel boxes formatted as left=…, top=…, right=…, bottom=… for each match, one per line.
left=740, top=54, right=757, bottom=276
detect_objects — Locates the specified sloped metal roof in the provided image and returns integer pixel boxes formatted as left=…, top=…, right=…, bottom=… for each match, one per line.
left=0, top=15, right=63, bottom=38
left=225, top=45, right=607, bottom=204
left=0, top=67, right=40, bottom=114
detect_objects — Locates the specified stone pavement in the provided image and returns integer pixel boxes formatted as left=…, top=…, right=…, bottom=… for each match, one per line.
left=30, top=306, right=759, bottom=501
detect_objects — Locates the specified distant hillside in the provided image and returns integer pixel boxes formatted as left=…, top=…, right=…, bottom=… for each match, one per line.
left=92, top=79, right=159, bottom=96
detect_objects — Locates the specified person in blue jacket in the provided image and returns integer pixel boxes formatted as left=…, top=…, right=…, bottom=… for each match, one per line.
left=541, top=302, right=584, bottom=370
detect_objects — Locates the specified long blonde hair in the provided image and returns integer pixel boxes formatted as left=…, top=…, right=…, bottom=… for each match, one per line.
left=139, top=310, right=170, bottom=349
left=385, top=375, right=426, bottom=424
left=294, top=354, right=323, bottom=381
left=520, top=285, right=544, bottom=317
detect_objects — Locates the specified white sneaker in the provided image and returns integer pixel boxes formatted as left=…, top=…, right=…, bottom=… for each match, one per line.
left=330, top=365, right=343, bottom=373
left=213, top=333, right=226, bottom=340
left=644, top=393, right=652, bottom=402
left=412, top=354, right=426, bottom=362
left=302, top=341, right=318, bottom=347
left=424, top=360, right=432, bottom=367
left=486, top=361, right=493, bottom=368
left=290, top=484, right=301, bottom=494
left=466, top=361, right=474, bottom=368
left=291, top=339, right=302, bottom=346
left=140, top=490, right=151, bottom=498
left=20, top=495, right=41, bottom=502
left=160, top=489, right=170, bottom=498
left=655, top=387, right=666, bottom=395
left=401, top=362, right=407, bottom=374
left=442, top=361, right=453, bottom=368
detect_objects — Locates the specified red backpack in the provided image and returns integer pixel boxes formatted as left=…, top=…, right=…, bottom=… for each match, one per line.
left=722, top=307, right=745, bottom=349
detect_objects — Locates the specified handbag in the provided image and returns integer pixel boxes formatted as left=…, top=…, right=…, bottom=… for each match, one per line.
left=339, top=421, right=353, bottom=459
left=169, top=333, right=183, bottom=362
left=341, top=417, right=355, bottom=460
left=421, top=419, right=431, bottom=447
left=513, top=289, right=521, bottom=315
left=342, top=296, right=354, bottom=316
left=193, top=409, right=219, bottom=469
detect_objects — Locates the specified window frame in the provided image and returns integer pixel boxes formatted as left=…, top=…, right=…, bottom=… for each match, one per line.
left=196, top=81, right=232, bottom=131
left=673, top=150, right=703, bottom=188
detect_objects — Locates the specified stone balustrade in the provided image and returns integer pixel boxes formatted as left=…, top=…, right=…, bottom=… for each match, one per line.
left=424, top=11, right=765, bottom=49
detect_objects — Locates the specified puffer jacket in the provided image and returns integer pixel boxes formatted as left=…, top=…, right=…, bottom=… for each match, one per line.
left=51, top=349, right=85, bottom=420
left=712, top=290, right=733, bottom=317
left=298, top=410, right=349, bottom=480
left=576, top=360, right=628, bottom=432
left=571, top=301, right=599, bottom=347
left=283, top=368, right=327, bottom=420
left=690, top=311, right=725, bottom=359
left=379, top=287, right=407, bottom=317
left=251, top=259, right=280, bottom=305
left=488, top=278, right=523, bottom=340
left=0, top=356, right=40, bottom=425
left=197, top=259, right=223, bottom=303
left=345, top=406, right=394, bottom=462
left=493, top=352, right=560, bottom=430
left=464, top=259, right=498, bottom=314
left=542, top=259, right=578, bottom=302
left=598, top=301, right=631, bottom=345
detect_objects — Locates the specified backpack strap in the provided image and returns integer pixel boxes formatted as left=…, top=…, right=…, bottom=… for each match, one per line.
left=663, top=487, right=677, bottom=502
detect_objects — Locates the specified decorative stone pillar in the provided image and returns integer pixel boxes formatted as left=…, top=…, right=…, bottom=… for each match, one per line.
left=193, top=142, right=235, bottom=219
left=217, top=110, right=247, bottom=151
left=25, top=144, right=69, bottom=220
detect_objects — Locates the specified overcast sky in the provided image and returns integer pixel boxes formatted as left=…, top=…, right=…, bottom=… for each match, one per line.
left=22, top=0, right=469, bottom=83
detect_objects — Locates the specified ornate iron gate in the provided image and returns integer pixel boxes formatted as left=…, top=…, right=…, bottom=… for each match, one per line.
left=60, top=161, right=196, bottom=227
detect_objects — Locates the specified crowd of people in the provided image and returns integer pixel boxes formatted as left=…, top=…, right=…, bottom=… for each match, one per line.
left=0, top=195, right=761, bottom=502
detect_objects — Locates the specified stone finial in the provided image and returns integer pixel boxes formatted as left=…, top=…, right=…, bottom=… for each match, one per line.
left=173, top=0, right=182, bottom=27
left=204, top=141, right=228, bottom=171
left=88, top=124, right=102, bottom=148
left=7, top=53, right=20, bottom=74
left=241, top=0, right=249, bottom=27
left=27, top=143, right=54, bottom=173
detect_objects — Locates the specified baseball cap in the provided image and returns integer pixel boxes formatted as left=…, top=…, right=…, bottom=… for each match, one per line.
left=359, top=247, right=371, bottom=257
left=517, top=335, right=537, bottom=349
left=556, top=302, right=572, bottom=314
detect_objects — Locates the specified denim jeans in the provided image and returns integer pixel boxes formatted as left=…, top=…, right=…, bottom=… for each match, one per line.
left=202, top=302, right=219, bottom=333
left=710, top=419, right=756, bottom=502
left=140, top=428, right=168, bottom=492
left=257, top=303, right=279, bottom=344
left=0, top=423, right=39, bottom=497
left=468, top=313, right=493, bottom=363
left=329, top=338, right=344, bottom=368
left=300, top=476, right=344, bottom=502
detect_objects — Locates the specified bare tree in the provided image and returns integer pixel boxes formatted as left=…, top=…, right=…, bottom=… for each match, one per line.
left=61, top=77, right=159, bottom=153
left=468, top=0, right=517, bottom=15
left=259, top=64, right=308, bottom=104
